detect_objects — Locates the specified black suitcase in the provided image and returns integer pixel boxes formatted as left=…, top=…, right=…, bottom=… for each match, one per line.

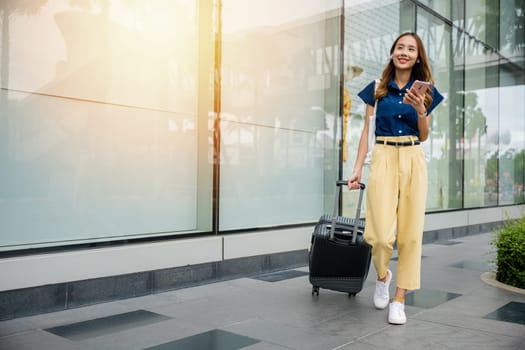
left=309, top=181, right=371, bottom=296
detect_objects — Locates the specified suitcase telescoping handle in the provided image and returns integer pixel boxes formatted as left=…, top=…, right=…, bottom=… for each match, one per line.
left=329, top=180, right=366, bottom=244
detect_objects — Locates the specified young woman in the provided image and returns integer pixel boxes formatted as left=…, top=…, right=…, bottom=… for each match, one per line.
left=347, top=32, right=444, bottom=325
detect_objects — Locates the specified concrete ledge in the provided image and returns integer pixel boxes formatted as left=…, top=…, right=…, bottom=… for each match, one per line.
left=223, top=227, right=311, bottom=260
left=0, top=236, right=223, bottom=291
left=0, top=249, right=309, bottom=321
left=422, top=221, right=503, bottom=243
left=481, top=271, right=525, bottom=296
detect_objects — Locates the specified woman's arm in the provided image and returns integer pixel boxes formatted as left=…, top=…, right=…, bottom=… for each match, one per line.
left=404, top=87, right=431, bottom=141
left=417, top=112, right=431, bottom=141
left=348, top=104, right=374, bottom=189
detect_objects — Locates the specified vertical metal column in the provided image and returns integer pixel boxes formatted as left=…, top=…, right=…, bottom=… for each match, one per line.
left=337, top=0, right=346, bottom=215
left=212, top=0, right=223, bottom=235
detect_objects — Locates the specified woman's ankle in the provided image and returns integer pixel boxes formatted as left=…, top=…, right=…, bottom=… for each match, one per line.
left=393, top=296, right=405, bottom=304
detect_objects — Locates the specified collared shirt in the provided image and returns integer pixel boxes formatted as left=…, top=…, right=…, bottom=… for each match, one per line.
left=358, top=78, right=444, bottom=138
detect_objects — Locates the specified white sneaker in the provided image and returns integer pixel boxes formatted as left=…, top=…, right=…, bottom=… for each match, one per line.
left=388, top=301, right=407, bottom=325
left=373, top=269, right=391, bottom=309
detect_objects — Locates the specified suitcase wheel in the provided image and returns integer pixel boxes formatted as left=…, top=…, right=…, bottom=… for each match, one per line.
left=348, top=292, right=356, bottom=297
left=312, top=286, right=319, bottom=296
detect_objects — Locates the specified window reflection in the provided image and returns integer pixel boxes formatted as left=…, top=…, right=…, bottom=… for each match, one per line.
left=219, top=0, right=342, bottom=229
left=0, top=0, right=206, bottom=250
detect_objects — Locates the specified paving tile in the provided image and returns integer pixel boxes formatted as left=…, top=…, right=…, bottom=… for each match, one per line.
left=412, top=296, right=525, bottom=339
left=78, top=318, right=202, bottom=350
left=45, top=310, right=170, bottom=341
left=242, top=342, right=295, bottom=349
left=336, top=341, right=399, bottom=349
left=358, top=318, right=522, bottom=350
left=483, top=301, right=525, bottom=325
left=0, top=317, right=32, bottom=337
left=450, top=259, right=494, bottom=272
left=405, top=289, right=462, bottom=309
left=390, top=255, right=427, bottom=261
left=223, top=318, right=352, bottom=350
left=144, top=329, right=260, bottom=350
left=0, top=329, right=92, bottom=350
left=432, top=240, right=463, bottom=246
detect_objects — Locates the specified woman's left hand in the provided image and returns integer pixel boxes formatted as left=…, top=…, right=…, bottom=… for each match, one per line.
left=403, top=88, right=425, bottom=114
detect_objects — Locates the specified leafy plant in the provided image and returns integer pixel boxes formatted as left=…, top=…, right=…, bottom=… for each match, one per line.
left=492, top=214, right=525, bottom=289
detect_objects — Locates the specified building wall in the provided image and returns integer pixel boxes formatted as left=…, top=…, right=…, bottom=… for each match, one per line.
left=0, top=206, right=522, bottom=292
left=0, top=207, right=523, bottom=320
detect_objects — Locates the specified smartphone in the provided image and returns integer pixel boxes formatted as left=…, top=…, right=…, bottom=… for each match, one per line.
left=411, top=80, right=431, bottom=95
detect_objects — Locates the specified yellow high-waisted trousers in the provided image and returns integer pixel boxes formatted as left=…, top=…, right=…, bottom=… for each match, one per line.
left=364, top=135, right=427, bottom=290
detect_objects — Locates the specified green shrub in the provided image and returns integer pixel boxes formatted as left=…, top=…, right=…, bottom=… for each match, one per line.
left=492, top=214, right=525, bottom=289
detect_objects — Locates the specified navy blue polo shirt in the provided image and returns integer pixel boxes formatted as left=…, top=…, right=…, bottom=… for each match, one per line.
left=358, top=79, right=444, bottom=138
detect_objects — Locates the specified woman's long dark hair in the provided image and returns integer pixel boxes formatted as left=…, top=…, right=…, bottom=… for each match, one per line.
left=375, top=32, right=434, bottom=108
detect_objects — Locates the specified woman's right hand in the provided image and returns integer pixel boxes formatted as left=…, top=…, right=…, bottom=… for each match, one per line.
left=347, top=171, right=362, bottom=190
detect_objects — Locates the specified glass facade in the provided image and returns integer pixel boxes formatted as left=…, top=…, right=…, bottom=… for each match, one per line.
left=341, top=0, right=524, bottom=214
left=0, top=0, right=523, bottom=251
left=0, top=1, right=215, bottom=249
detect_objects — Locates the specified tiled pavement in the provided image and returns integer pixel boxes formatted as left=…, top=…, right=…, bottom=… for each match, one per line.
left=1, top=232, right=524, bottom=349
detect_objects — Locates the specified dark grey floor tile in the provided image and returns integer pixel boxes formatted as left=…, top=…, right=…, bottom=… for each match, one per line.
left=45, top=310, right=170, bottom=341
left=144, top=329, right=260, bottom=350
left=0, top=330, right=91, bottom=350
left=483, top=301, right=525, bottom=325
left=252, top=270, right=308, bottom=282
left=405, top=289, right=462, bottom=309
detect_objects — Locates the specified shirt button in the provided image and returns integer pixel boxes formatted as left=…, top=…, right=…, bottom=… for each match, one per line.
left=398, top=130, right=402, bottom=134
left=398, top=101, right=402, bottom=104
left=398, top=115, right=402, bottom=118
left=399, top=93, right=402, bottom=96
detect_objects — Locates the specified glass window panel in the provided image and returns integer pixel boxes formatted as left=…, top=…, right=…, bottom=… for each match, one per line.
left=342, top=0, right=404, bottom=215
left=500, top=0, right=525, bottom=60
left=499, top=0, right=525, bottom=204
left=417, top=0, right=452, bottom=20
left=498, top=83, right=525, bottom=205
left=465, top=0, right=499, bottom=49
left=464, top=1, right=498, bottom=208
left=451, top=1, right=465, bottom=24
left=219, top=0, right=342, bottom=229
left=0, top=0, right=211, bottom=250
left=416, top=10, right=459, bottom=211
